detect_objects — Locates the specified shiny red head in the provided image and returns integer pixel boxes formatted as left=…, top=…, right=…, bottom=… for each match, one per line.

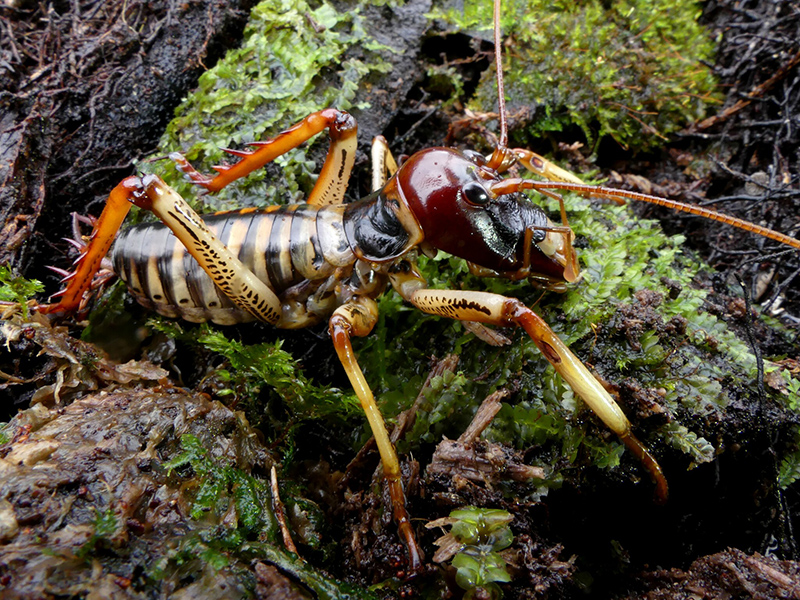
left=394, top=147, right=574, bottom=286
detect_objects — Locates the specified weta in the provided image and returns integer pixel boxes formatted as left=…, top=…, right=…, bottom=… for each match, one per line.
left=33, top=0, right=800, bottom=573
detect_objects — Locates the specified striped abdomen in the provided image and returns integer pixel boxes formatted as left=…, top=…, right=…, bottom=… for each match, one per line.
left=111, top=204, right=357, bottom=325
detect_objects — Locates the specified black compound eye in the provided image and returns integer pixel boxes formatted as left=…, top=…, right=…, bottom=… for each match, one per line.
left=462, top=181, right=491, bottom=206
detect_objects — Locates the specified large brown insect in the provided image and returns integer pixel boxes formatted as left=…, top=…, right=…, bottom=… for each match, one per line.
left=35, top=0, right=800, bottom=572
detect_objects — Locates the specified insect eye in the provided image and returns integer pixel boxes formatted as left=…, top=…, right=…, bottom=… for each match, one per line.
left=462, top=181, right=491, bottom=206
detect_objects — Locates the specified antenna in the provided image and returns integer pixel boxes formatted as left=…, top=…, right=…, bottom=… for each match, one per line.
left=486, top=0, right=514, bottom=171
left=494, top=0, right=508, bottom=148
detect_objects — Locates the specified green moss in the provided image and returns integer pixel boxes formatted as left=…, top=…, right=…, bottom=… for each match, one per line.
left=433, top=0, right=721, bottom=152
left=0, top=266, right=44, bottom=318
left=76, top=507, right=119, bottom=559
left=447, top=507, right=514, bottom=599
left=164, top=434, right=279, bottom=537
left=149, top=320, right=362, bottom=434
left=146, top=527, right=377, bottom=599
left=450, top=507, right=514, bottom=548
left=151, top=0, right=393, bottom=212
left=141, top=430, right=374, bottom=597
left=779, top=373, right=800, bottom=487
left=239, top=543, right=381, bottom=600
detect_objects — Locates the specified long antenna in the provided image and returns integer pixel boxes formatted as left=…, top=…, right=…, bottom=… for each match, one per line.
left=494, top=0, right=508, bottom=148
left=486, top=0, right=513, bottom=171
left=489, top=179, right=800, bottom=250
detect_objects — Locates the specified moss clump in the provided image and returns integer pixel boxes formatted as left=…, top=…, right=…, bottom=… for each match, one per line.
left=778, top=374, right=800, bottom=488
left=434, top=0, right=721, bottom=152
left=163, top=433, right=278, bottom=535
left=0, top=266, right=43, bottom=319
left=152, top=432, right=374, bottom=598
left=153, top=0, right=392, bottom=211
left=449, top=507, right=514, bottom=599
left=149, top=320, right=364, bottom=455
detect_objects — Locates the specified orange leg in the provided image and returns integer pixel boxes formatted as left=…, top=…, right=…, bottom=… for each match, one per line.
left=39, top=178, right=137, bottom=315
left=329, top=296, right=423, bottom=572
left=171, top=109, right=358, bottom=206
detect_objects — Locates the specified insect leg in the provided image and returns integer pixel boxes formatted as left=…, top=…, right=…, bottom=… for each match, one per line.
left=38, top=178, right=136, bottom=315
left=306, top=111, right=357, bottom=207
left=329, top=296, right=423, bottom=572
left=170, top=109, right=357, bottom=207
left=489, top=177, right=582, bottom=283
left=370, top=135, right=399, bottom=192
left=128, top=175, right=282, bottom=324
left=398, top=283, right=668, bottom=503
left=513, top=149, right=605, bottom=280
left=514, top=148, right=588, bottom=186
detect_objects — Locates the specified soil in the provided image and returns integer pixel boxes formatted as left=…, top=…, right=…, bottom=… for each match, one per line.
left=0, top=0, right=258, bottom=274
left=1, top=0, right=799, bottom=599
left=631, top=0, right=800, bottom=332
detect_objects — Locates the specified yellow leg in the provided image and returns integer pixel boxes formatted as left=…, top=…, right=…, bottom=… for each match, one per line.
left=370, top=135, right=399, bottom=192
left=329, top=296, right=423, bottom=571
left=128, top=175, right=283, bottom=324
left=401, top=285, right=668, bottom=503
